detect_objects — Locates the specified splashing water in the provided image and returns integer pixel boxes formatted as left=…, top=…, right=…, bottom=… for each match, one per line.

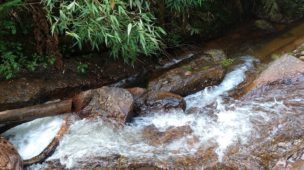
left=185, top=56, right=256, bottom=109
left=45, top=56, right=261, bottom=168
left=3, top=116, right=64, bottom=160
left=5, top=56, right=304, bottom=169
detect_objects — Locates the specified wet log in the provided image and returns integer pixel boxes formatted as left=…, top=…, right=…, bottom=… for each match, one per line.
left=23, top=115, right=71, bottom=166
left=0, top=100, right=72, bottom=124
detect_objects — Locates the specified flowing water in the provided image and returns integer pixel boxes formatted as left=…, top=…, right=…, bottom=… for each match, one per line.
left=3, top=56, right=304, bottom=169
left=2, top=116, right=64, bottom=160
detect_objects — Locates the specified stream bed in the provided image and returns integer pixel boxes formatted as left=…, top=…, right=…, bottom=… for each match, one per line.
left=3, top=56, right=304, bottom=169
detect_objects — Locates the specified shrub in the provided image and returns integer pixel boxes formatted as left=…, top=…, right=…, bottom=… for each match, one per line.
left=42, top=0, right=165, bottom=63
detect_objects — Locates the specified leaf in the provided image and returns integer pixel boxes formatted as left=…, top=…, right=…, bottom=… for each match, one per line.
left=127, top=23, right=132, bottom=36
left=67, top=1, right=75, bottom=10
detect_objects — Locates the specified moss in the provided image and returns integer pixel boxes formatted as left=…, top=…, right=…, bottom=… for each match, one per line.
left=220, top=58, right=234, bottom=68
left=183, top=65, right=193, bottom=71
left=201, top=66, right=210, bottom=70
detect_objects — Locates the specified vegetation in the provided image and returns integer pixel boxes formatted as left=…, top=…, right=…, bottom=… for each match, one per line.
left=0, top=0, right=303, bottom=79
left=220, top=58, right=234, bottom=68
left=42, top=0, right=165, bottom=63
left=77, top=63, right=89, bottom=74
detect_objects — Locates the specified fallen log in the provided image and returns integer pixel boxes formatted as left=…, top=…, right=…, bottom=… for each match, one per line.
left=0, top=99, right=72, bottom=125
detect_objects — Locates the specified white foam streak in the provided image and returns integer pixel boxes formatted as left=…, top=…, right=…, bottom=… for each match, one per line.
left=185, top=56, right=256, bottom=109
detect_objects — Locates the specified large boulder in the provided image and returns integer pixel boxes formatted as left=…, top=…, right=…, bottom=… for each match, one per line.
left=148, top=54, right=225, bottom=96
left=252, top=55, right=304, bottom=89
left=0, top=136, right=23, bottom=170
left=0, top=79, right=44, bottom=111
left=73, top=86, right=134, bottom=125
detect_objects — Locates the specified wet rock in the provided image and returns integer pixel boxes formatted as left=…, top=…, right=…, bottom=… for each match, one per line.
left=136, top=91, right=186, bottom=116
left=143, top=125, right=192, bottom=146
left=254, top=20, right=276, bottom=33
left=126, top=87, right=147, bottom=99
left=0, top=76, right=96, bottom=112
left=273, top=149, right=304, bottom=170
left=299, top=56, right=304, bottom=61
left=78, top=86, right=134, bottom=125
left=0, top=136, right=23, bottom=170
left=0, top=79, right=44, bottom=111
left=146, top=92, right=186, bottom=111
left=72, top=90, right=93, bottom=113
left=252, top=55, right=304, bottom=89
left=148, top=54, right=225, bottom=96
left=204, top=49, right=227, bottom=62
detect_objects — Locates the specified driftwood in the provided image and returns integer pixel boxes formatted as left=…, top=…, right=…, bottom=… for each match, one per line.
left=0, top=99, right=72, bottom=125
left=23, top=114, right=71, bottom=166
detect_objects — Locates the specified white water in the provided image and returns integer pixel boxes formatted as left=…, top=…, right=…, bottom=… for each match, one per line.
left=3, top=116, right=64, bottom=160
left=7, top=55, right=301, bottom=169
left=185, top=56, right=256, bottom=109
left=38, top=56, right=261, bottom=168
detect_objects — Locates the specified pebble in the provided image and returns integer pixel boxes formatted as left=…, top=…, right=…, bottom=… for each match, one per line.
left=184, top=71, right=192, bottom=76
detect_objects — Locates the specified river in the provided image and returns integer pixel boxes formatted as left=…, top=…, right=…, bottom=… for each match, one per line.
left=3, top=55, right=304, bottom=169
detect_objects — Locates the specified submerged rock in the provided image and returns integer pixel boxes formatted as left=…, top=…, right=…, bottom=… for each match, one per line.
left=0, top=136, right=23, bottom=170
left=134, top=91, right=186, bottom=116
left=148, top=54, right=225, bottom=96
left=142, top=125, right=192, bottom=146
left=76, top=86, right=134, bottom=125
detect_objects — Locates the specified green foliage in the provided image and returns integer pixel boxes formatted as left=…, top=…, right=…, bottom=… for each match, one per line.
left=165, top=0, right=204, bottom=12
left=0, top=41, right=56, bottom=79
left=0, top=1, right=56, bottom=79
left=0, top=0, right=22, bottom=12
left=262, top=0, right=280, bottom=18
left=258, top=0, right=304, bottom=22
left=0, top=51, right=21, bottom=79
left=77, top=63, right=89, bottom=74
left=24, top=54, right=56, bottom=72
left=42, top=0, right=165, bottom=63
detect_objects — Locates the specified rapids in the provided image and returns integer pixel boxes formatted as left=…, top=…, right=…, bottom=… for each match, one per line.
left=4, top=56, right=304, bottom=169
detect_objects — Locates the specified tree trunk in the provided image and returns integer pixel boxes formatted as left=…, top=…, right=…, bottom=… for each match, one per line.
left=30, top=2, right=63, bottom=70
left=0, top=100, right=72, bottom=125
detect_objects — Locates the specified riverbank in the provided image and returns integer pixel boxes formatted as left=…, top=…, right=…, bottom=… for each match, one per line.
left=0, top=19, right=303, bottom=112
